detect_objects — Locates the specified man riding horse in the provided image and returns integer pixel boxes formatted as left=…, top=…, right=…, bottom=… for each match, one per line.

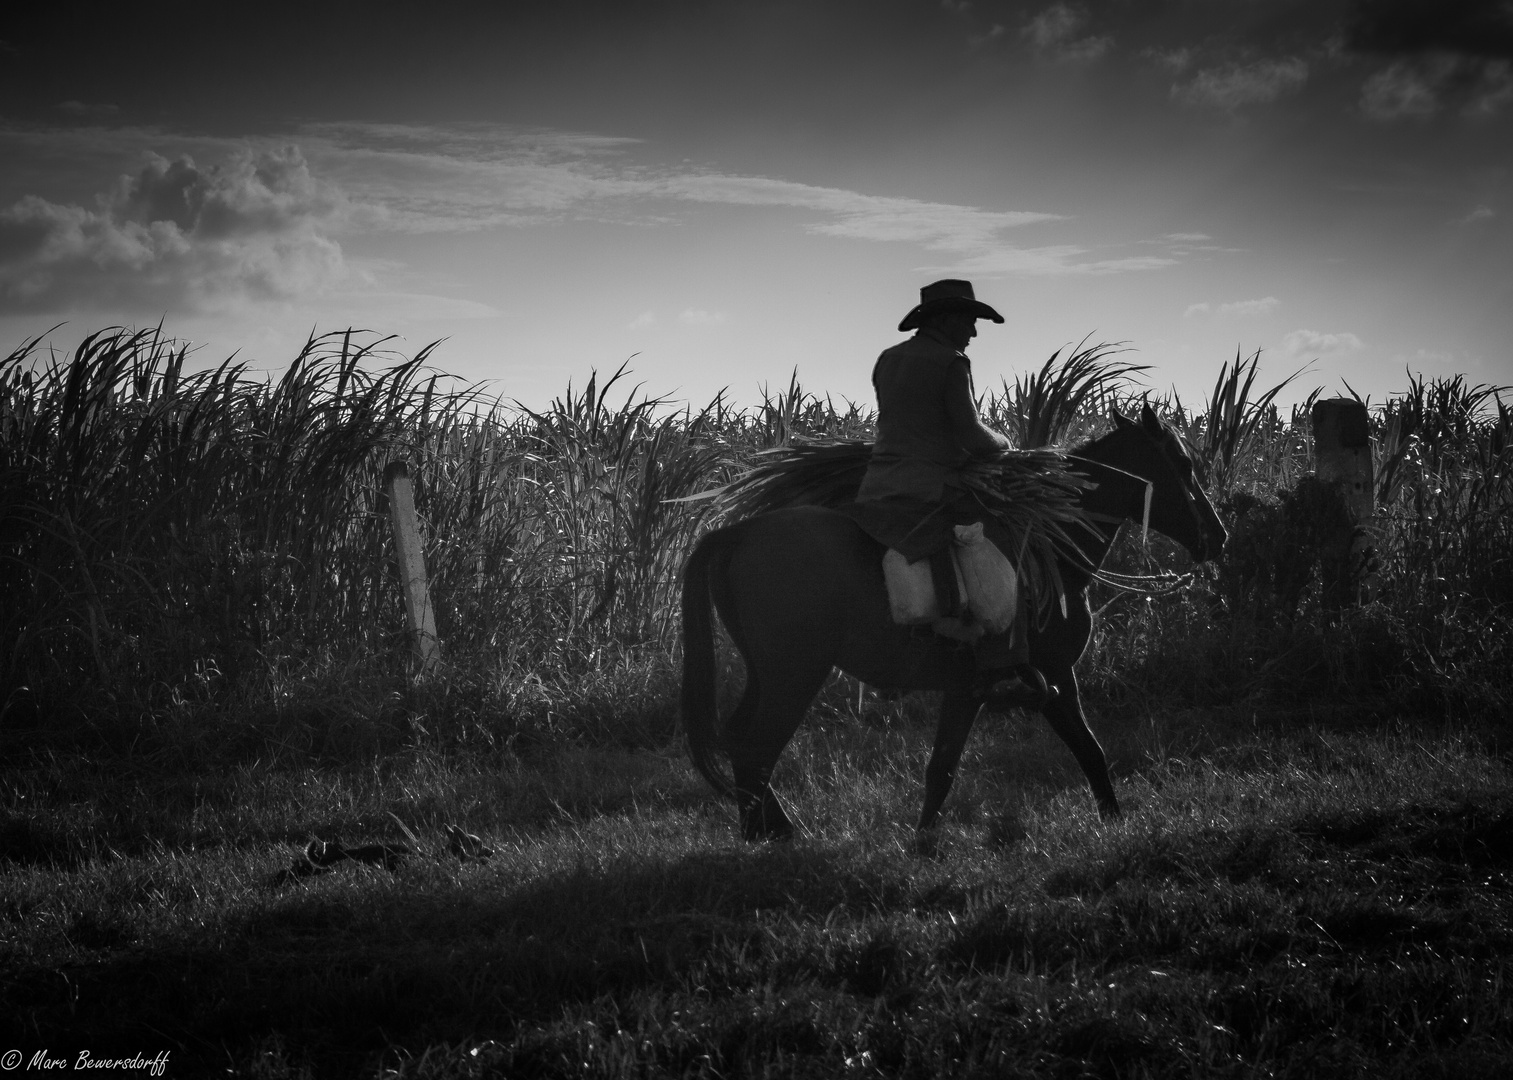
left=682, top=285, right=1227, bottom=838
left=847, top=278, right=1049, bottom=711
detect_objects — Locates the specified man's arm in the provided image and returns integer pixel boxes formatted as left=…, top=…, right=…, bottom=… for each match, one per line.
left=944, top=358, right=1012, bottom=455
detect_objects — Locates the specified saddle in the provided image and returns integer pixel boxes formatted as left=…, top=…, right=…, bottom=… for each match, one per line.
left=882, top=522, right=1019, bottom=643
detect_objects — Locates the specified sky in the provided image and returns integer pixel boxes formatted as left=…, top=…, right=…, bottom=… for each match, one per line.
left=1, top=0, right=1509, bottom=412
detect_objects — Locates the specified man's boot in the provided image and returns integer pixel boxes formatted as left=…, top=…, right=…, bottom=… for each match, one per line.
left=973, top=627, right=1055, bottom=712
left=981, top=665, right=1056, bottom=711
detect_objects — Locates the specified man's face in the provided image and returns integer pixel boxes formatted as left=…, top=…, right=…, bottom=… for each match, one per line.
left=937, top=311, right=978, bottom=351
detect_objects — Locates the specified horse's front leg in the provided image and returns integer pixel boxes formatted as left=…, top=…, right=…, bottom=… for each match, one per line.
left=917, top=690, right=985, bottom=831
left=1038, top=668, right=1121, bottom=818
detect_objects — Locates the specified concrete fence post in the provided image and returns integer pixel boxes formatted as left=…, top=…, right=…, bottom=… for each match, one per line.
left=1311, top=398, right=1375, bottom=607
left=384, top=460, right=441, bottom=675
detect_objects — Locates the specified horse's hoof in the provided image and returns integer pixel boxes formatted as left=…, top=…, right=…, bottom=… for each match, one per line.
left=912, top=829, right=943, bottom=858
left=740, top=807, right=796, bottom=843
left=742, top=822, right=795, bottom=843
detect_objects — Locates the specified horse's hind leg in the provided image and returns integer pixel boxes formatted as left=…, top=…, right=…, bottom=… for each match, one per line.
left=918, top=690, right=984, bottom=831
left=724, top=660, right=831, bottom=842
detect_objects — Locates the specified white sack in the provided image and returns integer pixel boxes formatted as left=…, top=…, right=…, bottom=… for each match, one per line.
left=952, top=522, right=1018, bottom=634
left=882, top=548, right=959, bottom=624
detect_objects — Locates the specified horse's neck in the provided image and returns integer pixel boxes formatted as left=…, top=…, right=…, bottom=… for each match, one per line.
left=1059, top=515, right=1121, bottom=590
left=1062, top=434, right=1147, bottom=584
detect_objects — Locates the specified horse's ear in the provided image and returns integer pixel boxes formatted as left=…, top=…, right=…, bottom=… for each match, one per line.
left=1112, top=411, right=1135, bottom=430
left=1140, top=401, right=1162, bottom=432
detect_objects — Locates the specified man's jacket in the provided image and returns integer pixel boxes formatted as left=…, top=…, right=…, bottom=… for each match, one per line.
left=855, top=327, right=1006, bottom=504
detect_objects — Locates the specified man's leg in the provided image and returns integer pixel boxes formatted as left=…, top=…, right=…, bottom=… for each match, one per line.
left=973, top=599, right=1053, bottom=710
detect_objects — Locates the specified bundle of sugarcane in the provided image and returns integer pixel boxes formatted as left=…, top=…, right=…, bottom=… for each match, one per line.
left=716, top=439, right=874, bottom=517
left=713, top=438, right=1098, bottom=621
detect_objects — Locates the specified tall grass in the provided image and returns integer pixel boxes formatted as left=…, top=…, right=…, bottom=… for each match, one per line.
left=1, top=328, right=438, bottom=709
left=2, top=326, right=1508, bottom=736
left=985, top=337, right=1146, bottom=448
left=1372, top=374, right=1513, bottom=606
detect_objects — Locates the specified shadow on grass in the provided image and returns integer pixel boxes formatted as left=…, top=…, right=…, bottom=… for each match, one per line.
left=0, top=839, right=902, bottom=1075
left=6, top=706, right=1513, bottom=1078
left=7, top=789, right=1513, bottom=1078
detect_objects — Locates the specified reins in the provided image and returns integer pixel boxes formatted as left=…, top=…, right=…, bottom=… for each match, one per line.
left=1066, top=475, right=1199, bottom=608
left=1091, top=566, right=1197, bottom=601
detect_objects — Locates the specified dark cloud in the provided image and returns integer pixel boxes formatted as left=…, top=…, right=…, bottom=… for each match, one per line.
left=1020, top=3, right=1114, bottom=61
left=1358, top=54, right=1513, bottom=118
left=1345, top=0, right=1513, bottom=59
left=1342, top=1, right=1513, bottom=118
left=0, top=145, right=353, bottom=313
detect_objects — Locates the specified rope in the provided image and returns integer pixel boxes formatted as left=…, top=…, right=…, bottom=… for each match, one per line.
left=1090, top=568, right=1198, bottom=616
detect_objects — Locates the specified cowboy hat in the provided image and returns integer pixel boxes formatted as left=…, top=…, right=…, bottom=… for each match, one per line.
left=898, top=279, right=1004, bottom=332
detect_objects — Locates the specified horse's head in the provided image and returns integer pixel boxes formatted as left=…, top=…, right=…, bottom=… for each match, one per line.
left=1106, top=402, right=1227, bottom=563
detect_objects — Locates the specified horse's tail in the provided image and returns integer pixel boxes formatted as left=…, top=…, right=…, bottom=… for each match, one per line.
left=681, top=525, right=738, bottom=800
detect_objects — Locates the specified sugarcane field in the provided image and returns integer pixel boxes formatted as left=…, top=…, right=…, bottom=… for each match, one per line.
left=1, top=326, right=1509, bottom=1077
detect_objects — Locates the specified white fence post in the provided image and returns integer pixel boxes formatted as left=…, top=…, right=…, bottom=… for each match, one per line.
left=384, top=460, right=441, bottom=675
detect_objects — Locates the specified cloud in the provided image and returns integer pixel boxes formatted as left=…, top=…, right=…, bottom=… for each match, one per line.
left=1394, top=347, right=1460, bottom=367
left=1360, top=58, right=1449, bottom=117
left=1185, top=297, right=1281, bottom=318
left=346, top=291, right=502, bottom=322
left=56, top=101, right=120, bottom=119
left=969, top=24, right=1007, bottom=49
left=1158, top=232, right=1215, bottom=247
left=799, top=196, right=1058, bottom=248
left=1466, top=58, right=1513, bottom=113
left=1024, top=3, right=1082, bottom=49
left=1281, top=329, right=1366, bottom=357
left=1145, top=47, right=1194, bottom=75
left=1220, top=296, right=1281, bottom=316
left=297, top=123, right=1068, bottom=255
left=642, top=172, right=1063, bottom=246
left=303, top=122, right=1150, bottom=277
left=678, top=309, right=725, bottom=326
left=932, top=227, right=1216, bottom=277
left=1174, top=57, right=1309, bottom=109
left=1455, top=204, right=1496, bottom=224
left=627, top=310, right=656, bottom=328
left=0, top=145, right=354, bottom=313
left=1021, top=3, right=1113, bottom=62
left=2, top=119, right=1192, bottom=312
left=1153, top=232, right=1246, bottom=257
left=296, top=122, right=648, bottom=233
left=943, top=248, right=1176, bottom=275
left=1346, top=0, right=1513, bottom=119
left=1360, top=53, right=1513, bottom=117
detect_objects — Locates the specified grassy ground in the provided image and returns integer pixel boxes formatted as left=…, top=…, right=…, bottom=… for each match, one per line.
left=3, top=683, right=1510, bottom=1078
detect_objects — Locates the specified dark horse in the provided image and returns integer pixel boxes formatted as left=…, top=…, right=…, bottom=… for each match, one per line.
left=680, top=403, right=1228, bottom=840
